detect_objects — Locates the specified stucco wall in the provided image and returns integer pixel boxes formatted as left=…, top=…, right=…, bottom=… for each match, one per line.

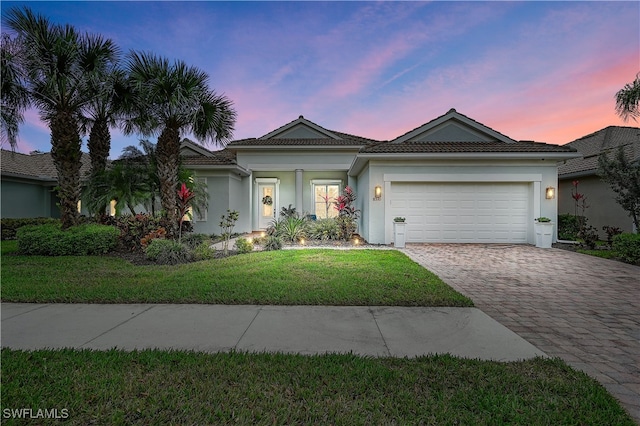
left=559, top=176, right=634, bottom=235
left=236, top=150, right=357, bottom=171
left=359, top=160, right=560, bottom=244
left=1, top=179, right=56, bottom=218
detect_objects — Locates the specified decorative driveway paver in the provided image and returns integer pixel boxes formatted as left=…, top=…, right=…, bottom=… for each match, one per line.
left=402, top=244, right=640, bottom=423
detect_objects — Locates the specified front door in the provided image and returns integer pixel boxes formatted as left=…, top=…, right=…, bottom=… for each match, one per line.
left=258, top=183, right=276, bottom=229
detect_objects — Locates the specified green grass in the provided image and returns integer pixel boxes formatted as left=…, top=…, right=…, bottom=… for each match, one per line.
left=577, top=248, right=619, bottom=260
left=1, top=349, right=633, bottom=425
left=1, top=242, right=471, bottom=306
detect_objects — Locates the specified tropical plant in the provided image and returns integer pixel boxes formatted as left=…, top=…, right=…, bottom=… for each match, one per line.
left=178, top=167, right=209, bottom=224
left=570, top=180, right=589, bottom=233
left=176, top=183, right=195, bottom=243
left=615, top=73, right=640, bottom=122
left=83, top=161, right=150, bottom=216
left=120, top=139, right=160, bottom=215
left=262, top=235, right=283, bottom=251
left=602, top=225, right=623, bottom=248
left=280, top=204, right=298, bottom=218
left=0, top=33, right=29, bottom=149
left=334, top=186, right=360, bottom=240
left=144, top=239, right=192, bottom=265
left=307, top=218, right=340, bottom=241
left=598, top=146, right=640, bottom=232
left=123, top=51, right=236, bottom=234
left=3, top=7, right=121, bottom=228
left=273, top=217, right=307, bottom=242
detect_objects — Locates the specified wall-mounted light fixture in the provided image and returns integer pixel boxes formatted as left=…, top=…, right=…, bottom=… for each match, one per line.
left=373, top=185, right=382, bottom=201
left=545, top=186, right=556, bottom=199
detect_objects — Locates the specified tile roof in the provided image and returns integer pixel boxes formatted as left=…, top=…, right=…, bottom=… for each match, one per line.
left=392, top=108, right=516, bottom=144
left=227, top=136, right=375, bottom=147
left=181, top=151, right=236, bottom=166
left=1, top=149, right=91, bottom=181
left=558, top=126, right=640, bottom=176
left=361, top=140, right=577, bottom=154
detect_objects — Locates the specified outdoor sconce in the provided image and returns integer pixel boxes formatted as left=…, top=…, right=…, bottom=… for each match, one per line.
left=545, top=186, right=556, bottom=199
left=374, top=185, right=382, bottom=201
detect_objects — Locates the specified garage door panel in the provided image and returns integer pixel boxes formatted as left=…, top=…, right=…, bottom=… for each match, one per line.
left=391, top=182, right=530, bottom=243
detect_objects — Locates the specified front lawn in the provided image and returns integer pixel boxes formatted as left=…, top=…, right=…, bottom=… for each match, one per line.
left=1, top=349, right=633, bottom=425
left=1, top=242, right=471, bottom=306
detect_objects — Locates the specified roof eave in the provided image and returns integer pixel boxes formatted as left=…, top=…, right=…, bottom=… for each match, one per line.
left=348, top=151, right=580, bottom=176
left=228, top=144, right=365, bottom=150
left=185, top=164, right=251, bottom=177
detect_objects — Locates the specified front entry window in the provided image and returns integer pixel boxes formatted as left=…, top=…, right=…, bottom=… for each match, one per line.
left=314, top=184, right=340, bottom=219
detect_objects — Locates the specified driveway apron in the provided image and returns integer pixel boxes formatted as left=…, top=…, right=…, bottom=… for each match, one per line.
left=402, top=244, right=640, bottom=423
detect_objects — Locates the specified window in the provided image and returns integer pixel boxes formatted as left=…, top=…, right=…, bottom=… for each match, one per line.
left=313, top=183, right=340, bottom=219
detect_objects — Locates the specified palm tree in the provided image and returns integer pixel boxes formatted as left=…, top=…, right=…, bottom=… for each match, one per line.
left=82, top=61, right=125, bottom=178
left=84, top=162, right=150, bottom=216
left=120, top=139, right=160, bottom=215
left=123, top=51, right=236, bottom=235
left=3, top=7, right=120, bottom=228
left=615, top=73, right=640, bottom=122
left=0, top=33, right=29, bottom=149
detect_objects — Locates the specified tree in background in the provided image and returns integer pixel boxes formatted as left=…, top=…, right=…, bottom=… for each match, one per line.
left=598, top=146, right=640, bottom=232
left=3, top=7, right=120, bottom=228
left=123, top=51, right=236, bottom=236
left=0, top=33, right=29, bottom=149
left=615, top=73, right=640, bottom=122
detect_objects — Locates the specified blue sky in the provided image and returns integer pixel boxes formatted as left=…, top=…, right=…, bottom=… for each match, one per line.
left=2, top=1, right=639, bottom=158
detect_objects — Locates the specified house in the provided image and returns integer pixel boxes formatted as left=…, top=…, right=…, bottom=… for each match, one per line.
left=558, top=126, right=640, bottom=234
left=184, top=109, right=578, bottom=245
left=0, top=149, right=91, bottom=219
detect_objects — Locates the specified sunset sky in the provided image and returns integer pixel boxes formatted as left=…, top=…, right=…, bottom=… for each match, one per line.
left=3, top=1, right=639, bottom=158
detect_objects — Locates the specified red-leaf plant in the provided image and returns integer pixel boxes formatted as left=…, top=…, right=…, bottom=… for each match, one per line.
left=177, top=182, right=196, bottom=243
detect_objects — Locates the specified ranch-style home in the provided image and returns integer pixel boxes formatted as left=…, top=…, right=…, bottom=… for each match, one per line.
left=181, top=108, right=578, bottom=245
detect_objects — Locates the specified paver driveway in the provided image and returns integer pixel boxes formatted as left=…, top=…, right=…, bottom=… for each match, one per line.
left=402, top=244, right=640, bottom=423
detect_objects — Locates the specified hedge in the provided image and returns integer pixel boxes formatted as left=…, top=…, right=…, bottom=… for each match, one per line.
left=16, top=223, right=119, bottom=256
left=1, top=218, right=60, bottom=240
left=612, top=233, right=640, bottom=265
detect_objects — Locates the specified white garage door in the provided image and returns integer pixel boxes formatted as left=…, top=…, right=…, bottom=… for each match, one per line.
left=390, top=182, right=529, bottom=243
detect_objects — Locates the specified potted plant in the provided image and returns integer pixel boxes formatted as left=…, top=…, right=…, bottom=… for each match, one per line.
left=393, top=217, right=407, bottom=248
left=534, top=217, right=554, bottom=248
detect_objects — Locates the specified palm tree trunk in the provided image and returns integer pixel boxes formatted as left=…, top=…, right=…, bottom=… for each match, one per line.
left=87, top=118, right=111, bottom=216
left=50, top=110, right=82, bottom=229
left=156, top=125, right=180, bottom=236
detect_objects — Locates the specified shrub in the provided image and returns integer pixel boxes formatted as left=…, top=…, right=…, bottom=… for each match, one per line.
left=234, top=237, right=254, bottom=254
left=308, top=218, right=340, bottom=241
left=579, top=225, right=599, bottom=250
left=100, top=214, right=167, bottom=252
left=140, top=227, right=167, bottom=249
left=602, top=225, right=623, bottom=248
left=1, top=217, right=59, bottom=240
left=612, top=233, right=640, bottom=265
left=558, top=214, right=582, bottom=241
left=193, top=241, right=216, bottom=261
left=181, top=233, right=209, bottom=249
left=144, top=239, right=192, bottom=265
left=262, top=235, right=283, bottom=251
left=17, top=223, right=119, bottom=256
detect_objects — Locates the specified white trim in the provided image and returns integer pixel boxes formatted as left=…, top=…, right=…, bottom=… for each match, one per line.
left=310, top=179, right=343, bottom=185
left=254, top=177, right=280, bottom=184
left=383, top=173, right=542, bottom=182
left=248, top=163, right=353, bottom=171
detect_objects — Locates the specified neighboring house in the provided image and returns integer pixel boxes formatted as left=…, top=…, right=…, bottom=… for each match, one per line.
left=0, top=149, right=91, bottom=219
left=184, top=108, right=578, bottom=245
left=558, top=126, right=640, bottom=235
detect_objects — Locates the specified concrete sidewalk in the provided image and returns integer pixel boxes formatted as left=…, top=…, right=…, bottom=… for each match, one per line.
left=1, top=303, right=544, bottom=361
